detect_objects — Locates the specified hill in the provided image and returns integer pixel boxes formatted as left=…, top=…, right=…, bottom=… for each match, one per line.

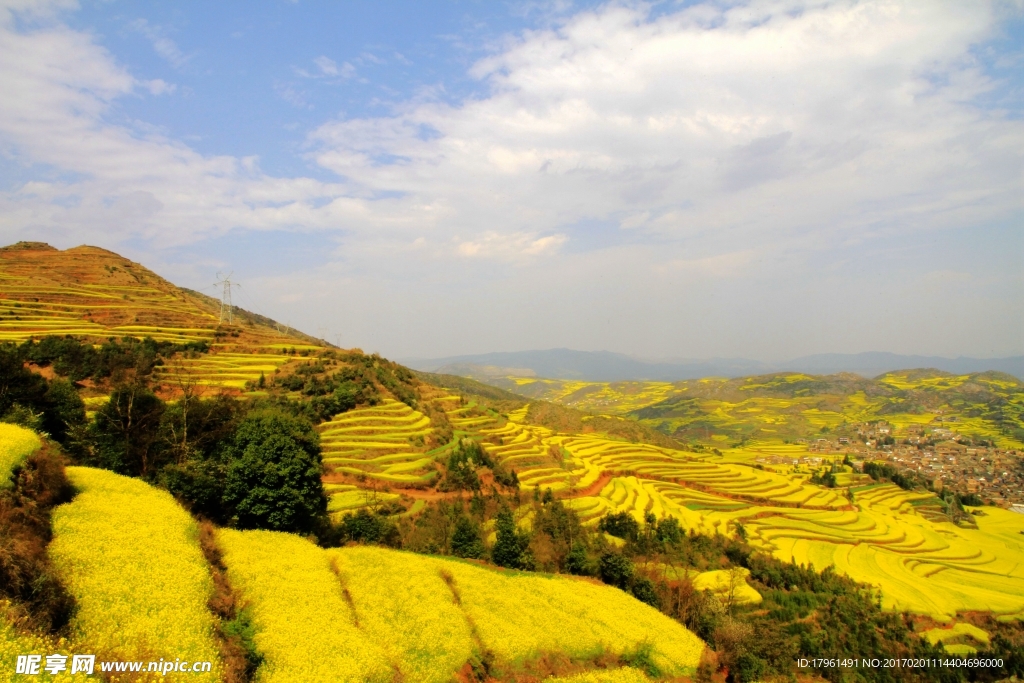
left=403, top=349, right=769, bottom=382
left=0, top=241, right=321, bottom=351
left=477, top=371, right=1024, bottom=450
left=403, top=349, right=1024, bottom=382
left=0, top=241, right=326, bottom=391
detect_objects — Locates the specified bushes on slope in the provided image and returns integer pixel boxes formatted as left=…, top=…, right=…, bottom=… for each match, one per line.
left=0, top=434, right=75, bottom=634
left=221, top=412, right=327, bottom=534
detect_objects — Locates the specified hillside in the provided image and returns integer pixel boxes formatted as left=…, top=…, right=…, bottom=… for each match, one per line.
left=0, top=241, right=321, bottom=349
left=486, top=371, right=1024, bottom=449
left=0, top=241, right=327, bottom=391
left=2, top=445, right=702, bottom=681
left=3, top=243, right=1024, bottom=682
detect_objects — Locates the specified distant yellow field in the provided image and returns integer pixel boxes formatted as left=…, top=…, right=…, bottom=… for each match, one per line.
left=497, top=372, right=1024, bottom=449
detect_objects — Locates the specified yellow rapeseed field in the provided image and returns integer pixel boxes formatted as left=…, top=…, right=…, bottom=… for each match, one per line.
left=327, top=546, right=474, bottom=683
left=0, top=424, right=41, bottom=488
left=0, top=600, right=91, bottom=683
left=434, top=557, right=704, bottom=675
left=219, top=534, right=705, bottom=681
left=48, top=467, right=221, bottom=682
left=922, top=623, right=990, bottom=646
left=216, top=529, right=392, bottom=683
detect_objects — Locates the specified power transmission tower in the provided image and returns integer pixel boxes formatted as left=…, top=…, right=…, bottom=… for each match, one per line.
left=214, top=272, right=237, bottom=324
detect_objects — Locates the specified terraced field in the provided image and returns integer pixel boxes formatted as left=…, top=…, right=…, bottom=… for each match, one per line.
left=0, top=242, right=317, bottom=355
left=503, top=378, right=680, bottom=414
left=426, top=401, right=1024, bottom=622
left=154, top=352, right=292, bottom=390
left=319, top=399, right=441, bottom=490
left=564, top=476, right=1024, bottom=619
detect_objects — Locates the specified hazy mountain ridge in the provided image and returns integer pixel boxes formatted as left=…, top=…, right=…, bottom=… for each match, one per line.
left=403, top=348, right=1024, bottom=382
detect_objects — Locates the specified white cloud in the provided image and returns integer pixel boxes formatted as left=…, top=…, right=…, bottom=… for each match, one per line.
left=456, top=231, right=567, bottom=259
left=0, top=7, right=351, bottom=247
left=129, top=18, right=191, bottom=68
left=0, top=0, right=1020, bottom=358
left=309, top=0, right=1021, bottom=257
left=295, top=55, right=357, bottom=80
left=145, top=78, right=175, bottom=95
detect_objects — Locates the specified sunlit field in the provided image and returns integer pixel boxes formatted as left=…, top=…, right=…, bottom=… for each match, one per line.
left=219, top=531, right=704, bottom=681
left=500, top=372, right=1024, bottom=450
left=49, top=468, right=222, bottom=682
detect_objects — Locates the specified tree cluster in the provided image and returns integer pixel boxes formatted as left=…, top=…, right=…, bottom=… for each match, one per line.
left=19, top=335, right=207, bottom=383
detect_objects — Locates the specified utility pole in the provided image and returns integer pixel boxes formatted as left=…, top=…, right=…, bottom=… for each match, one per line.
left=214, top=272, right=236, bottom=324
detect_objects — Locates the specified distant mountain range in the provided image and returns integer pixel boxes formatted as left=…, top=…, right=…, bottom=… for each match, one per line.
left=400, top=349, right=1024, bottom=382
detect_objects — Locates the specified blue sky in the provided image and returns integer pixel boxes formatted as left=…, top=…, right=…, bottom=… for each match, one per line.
left=0, top=0, right=1021, bottom=361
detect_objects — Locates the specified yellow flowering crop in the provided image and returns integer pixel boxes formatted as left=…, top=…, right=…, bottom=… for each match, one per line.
left=922, top=623, right=990, bottom=646
left=0, top=600, right=91, bottom=683
left=543, top=667, right=652, bottom=683
left=48, top=467, right=221, bottom=682
left=327, top=546, right=475, bottom=683
left=220, top=536, right=705, bottom=681
left=433, top=558, right=705, bottom=676
left=691, top=569, right=763, bottom=606
left=0, top=424, right=41, bottom=488
left=216, top=529, right=392, bottom=683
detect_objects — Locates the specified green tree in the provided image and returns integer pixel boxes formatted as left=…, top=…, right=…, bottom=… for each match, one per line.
left=451, top=516, right=485, bottom=559
left=491, top=507, right=533, bottom=570
left=630, top=576, right=660, bottom=607
left=0, top=348, right=47, bottom=419
left=598, top=551, right=634, bottom=589
left=89, top=383, right=166, bottom=476
left=565, top=541, right=593, bottom=576
left=341, top=509, right=399, bottom=546
left=599, top=511, right=640, bottom=542
left=222, top=412, right=327, bottom=533
left=41, top=378, right=85, bottom=445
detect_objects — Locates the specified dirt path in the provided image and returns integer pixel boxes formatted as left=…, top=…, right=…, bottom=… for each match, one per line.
left=563, top=473, right=613, bottom=499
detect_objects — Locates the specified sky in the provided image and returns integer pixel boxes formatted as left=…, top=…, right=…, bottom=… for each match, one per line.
left=0, top=0, right=1021, bottom=362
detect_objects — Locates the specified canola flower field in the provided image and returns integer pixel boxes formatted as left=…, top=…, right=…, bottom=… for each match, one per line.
left=217, top=530, right=393, bottom=683
left=318, top=384, right=1024, bottom=623
left=154, top=352, right=293, bottom=390
left=220, top=531, right=705, bottom=681
left=559, top=470, right=1024, bottom=620
left=319, top=398, right=439, bottom=486
left=0, top=424, right=41, bottom=488
left=47, top=468, right=222, bottom=682
left=0, top=600, right=92, bottom=683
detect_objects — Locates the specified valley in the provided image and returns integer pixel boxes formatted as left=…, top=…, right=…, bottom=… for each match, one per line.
left=1, top=242, right=1022, bottom=682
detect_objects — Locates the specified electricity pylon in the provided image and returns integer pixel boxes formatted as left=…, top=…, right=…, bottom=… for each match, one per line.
left=214, top=272, right=237, bottom=324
